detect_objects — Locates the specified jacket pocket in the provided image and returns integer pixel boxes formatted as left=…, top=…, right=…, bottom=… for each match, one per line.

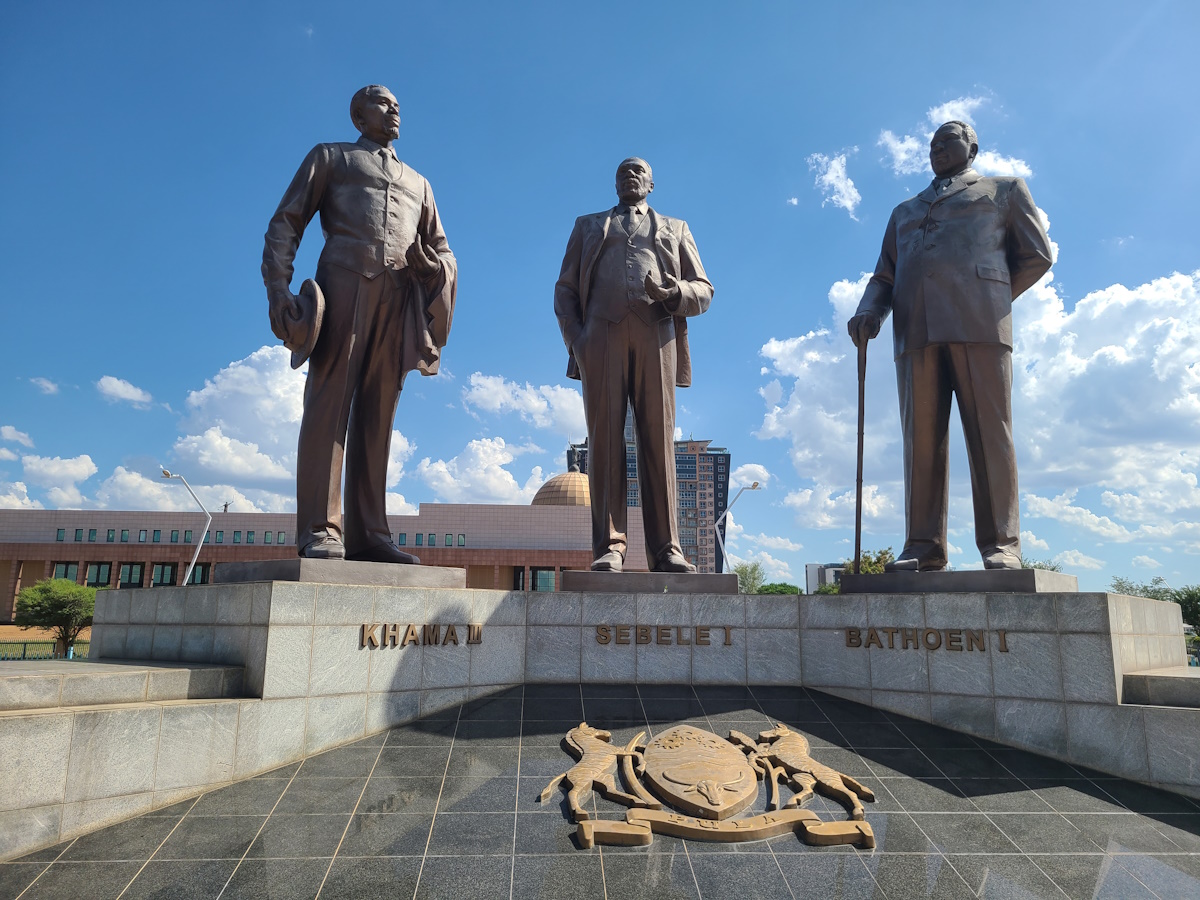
left=977, top=264, right=1011, bottom=284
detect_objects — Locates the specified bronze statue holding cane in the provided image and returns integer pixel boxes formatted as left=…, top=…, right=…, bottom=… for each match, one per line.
left=847, top=121, right=1052, bottom=573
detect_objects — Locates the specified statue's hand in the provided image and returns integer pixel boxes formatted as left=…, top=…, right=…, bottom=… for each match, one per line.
left=847, top=312, right=882, bottom=348
left=406, top=235, right=442, bottom=279
left=644, top=272, right=681, bottom=305
left=268, top=288, right=299, bottom=343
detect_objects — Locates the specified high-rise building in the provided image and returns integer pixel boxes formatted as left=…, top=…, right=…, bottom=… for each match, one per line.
left=571, top=411, right=731, bottom=573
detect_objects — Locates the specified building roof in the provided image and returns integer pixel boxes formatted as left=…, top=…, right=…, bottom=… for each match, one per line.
left=530, top=471, right=590, bottom=507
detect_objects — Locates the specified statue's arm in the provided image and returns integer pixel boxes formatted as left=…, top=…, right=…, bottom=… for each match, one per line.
left=418, top=178, right=457, bottom=349
left=553, top=218, right=586, bottom=350
left=847, top=212, right=897, bottom=345
left=663, top=221, right=713, bottom=318
left=261, top=144, right=330, bottom=298
left=1005, top=178, right=1053, bottom=300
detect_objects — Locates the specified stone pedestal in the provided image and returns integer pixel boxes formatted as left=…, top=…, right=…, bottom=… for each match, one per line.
left=215, top=558, right=466, bottom=588
left=560, top=569, right=739, bottom=594
left=839, top=568, right=1077, bottom=593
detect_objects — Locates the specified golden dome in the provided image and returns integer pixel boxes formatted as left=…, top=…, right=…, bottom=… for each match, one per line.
left=531, top=471, right=591, bottom=506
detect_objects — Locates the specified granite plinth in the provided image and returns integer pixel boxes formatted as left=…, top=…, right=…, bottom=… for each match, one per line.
left=560, top=569, right=739, bottom=593
left=839, top=568, right=1078, bottom=594
left=214, top=558, right=466, bottom=588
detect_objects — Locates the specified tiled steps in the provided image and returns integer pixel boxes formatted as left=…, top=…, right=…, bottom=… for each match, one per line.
left=0, top=660, right=243, bottom=712
left=1124, top=665, right=1200, bottom=708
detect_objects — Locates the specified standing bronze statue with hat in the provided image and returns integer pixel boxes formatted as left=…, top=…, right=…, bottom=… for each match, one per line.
left=263, top=85, right=456, bottom=563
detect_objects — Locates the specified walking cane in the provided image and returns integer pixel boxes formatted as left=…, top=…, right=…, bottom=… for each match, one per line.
left=854, top=340, right=867, bottom=575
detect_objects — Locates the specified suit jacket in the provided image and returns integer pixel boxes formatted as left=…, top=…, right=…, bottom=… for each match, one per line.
left=855, top=170, right=1052, bottom=359
left=262, top=137, right=457, bottom=378
left=554, top=207, right=712, bottom=386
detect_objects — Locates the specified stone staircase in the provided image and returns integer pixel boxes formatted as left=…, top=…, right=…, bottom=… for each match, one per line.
left=1124, top=665, right=1200, bottom=709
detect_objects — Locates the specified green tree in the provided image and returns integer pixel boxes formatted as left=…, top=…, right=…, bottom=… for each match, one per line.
left=15, top=578, right=96, bottom=656
left=757, top=582, right=800, bottom=595
left=1022, top=557, right=1062, bottom=572
left=1170, top=584, right=1200, bottom=629
left=843, top=547, right=894, bottom=575
left=814, top=582, right=841, bottom=595
left=1110, top=575, right=1175, bottom=603
left=732, top=561, right=765, bottom=594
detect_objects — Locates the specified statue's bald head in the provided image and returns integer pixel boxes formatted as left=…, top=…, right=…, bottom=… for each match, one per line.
left=615, top=157, right=654, bottom=205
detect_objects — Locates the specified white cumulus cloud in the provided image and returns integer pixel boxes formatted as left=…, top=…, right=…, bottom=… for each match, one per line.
left=30, top=377, right=58, bottom=395
left=173, top=427, right=292, bottom=483
left=1054, top=549, right=1105, bottom=571
left=1, top=426, right=33, bottom=447
left=1020, top=530, right=1050, bottom=551
left=462, top=373, right=586, bottom=440
left=97, top=375, right=152, bottom=406
left=0, top=448, right=17, bottom=462
left=974, top=151, right=1033, bottom=178
left=730, top=463, right=771, bottom=488
left=21, top=454, right=98, bottom=507
left=926, top=96, right=987, bottom=127
left=1132, top=555, right=1160, bottom=569
left=749, top=533, right=802, bottom=552
left=0, top=481, right=42, bottom=509
left=807, top=151, right=861, bottom=220
left=417, top=436, right=546, bottom=504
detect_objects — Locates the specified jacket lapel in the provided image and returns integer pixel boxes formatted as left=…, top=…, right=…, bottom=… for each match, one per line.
left=649, top=208, right=678, bottom=277
left=580, top=211, right=613, bottom=310
left=929, top=169, right=981, bottom=205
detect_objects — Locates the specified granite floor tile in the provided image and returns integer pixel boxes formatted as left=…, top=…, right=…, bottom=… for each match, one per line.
left=274, top=776, right=367, bottom=814
left=945, top=854, right=1068, bottom=899
left=190, top=777, right=291, bottom=816
left=337, top=813, right=433, bottom=857
left=444, top=744, right=521, bottom=779
left=437, top=776, right=518, bottom=813
left=59, top=814, right=179, bottom=861
left=525, top=683, right=584, bottom=699
left=754, top=698, right=828, bottom=723
left=635, top=684, right=694, bottom=699
left=12, top=840, right=73, bottom=862
left=460, top=696, right=522, bottom=721
left=413, top=854, right=515, bottom=900
left=250, top=761, right=302, bottom=779
left=0, top=864, right=49, bottom=900
left=924, top=748, right=1014, bottom=779
left=1119, top=854, right=1200, bottom=899
left=879, top=778, right=976, bottom=813
left=909, top=813, right=1022, bottom=854
left=860, top=812, right=937, bottom=853
left=520, top=775, right=578, bottom=815
left=120, top=859, right=237, bottom=899
left=862, top=748, right=943, bottom=779
left=453, top=719, right=522, bottom=745
left=244, top=813, right=349, bottom=858
left=295, top=746, right=381, bottom=778
left=153, top=815, right=266, bottom=860
left=1095, top=781, right=1200, bottom=814
left=385, top=720, right=457, bottom=747
left=16, top=861, right=142, bottom=899
left=892, top=721, right=980, bottom=749
left=985, top=748, right=1085, bottom=780
left=1032, top=854, right=1157, bottom=899
left=519, top=744, right=581, bottom=778
left=222, top=857, right=332, bottom=900
left=358, top=776, right=444, bottom=814
left=426, top=811, right=515, bottom=855
left=859, top=853, right=975, bottom=899
left=1028, top=780, right=1128, bottom=814
left=514, top=811, right=591, bottom=854
left=687, top=851, right=796, bottom=900
left=522, top=697, right=584, bottom=720
left=986, top=813, right=1103, bottom=854
left=774, top=853, right=881, bottom=898
left=641, top=698, right=706, bottom=721
left=519, top=719, right=579, bottom=745
left=814, top=699, right=894, bottom=725
left=513, top=853, right=606, bottom=899
left=1064, top=812, right=1188, bottom=855
left=838, top=722, right=912, bottom=748
left=372, top=745, right=452, bottom=778
left=1148, top=814, right=1200, bottom=852
left=953, top=777, right=1057, bottom=813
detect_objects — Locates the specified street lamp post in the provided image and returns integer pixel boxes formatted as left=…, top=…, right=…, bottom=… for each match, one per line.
left=714, top=481, right=760, bottom=577
left=161, top=469, right=211, bottom=586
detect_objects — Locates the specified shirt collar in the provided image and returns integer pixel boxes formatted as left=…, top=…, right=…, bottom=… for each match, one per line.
left=357, top=135, right=398, bottom=160
left=933, top=166, right=975, bottom=188
left=615, top=201, right=649, bottom=216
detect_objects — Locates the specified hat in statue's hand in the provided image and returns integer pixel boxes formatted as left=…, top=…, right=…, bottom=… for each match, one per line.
left=281, top=278, right=326, bottom=370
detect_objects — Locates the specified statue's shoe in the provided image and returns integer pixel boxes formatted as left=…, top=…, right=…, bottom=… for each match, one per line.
left=652, top=551, right=697, bottom=574
left=590, top=551, right=624, bottom=572
left=982, top=550, right=1022, bottom=570
left=300, top=536, right=345, bottom=560
left=347, top=542, right=421, bottom=565
left=883, top=555, right=945, bottom=572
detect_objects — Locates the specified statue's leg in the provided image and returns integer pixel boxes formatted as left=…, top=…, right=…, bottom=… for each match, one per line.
left=785, top=772, right=816, bottom=809
left=629, top=316, right=682, bottom=566
left=895, top=345, right=953, bottom=569
left=578, top=316, right=630, bottom=564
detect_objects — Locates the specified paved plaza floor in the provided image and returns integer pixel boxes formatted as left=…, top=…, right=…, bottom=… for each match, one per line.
left=3, top=684, right=1200, bottom=898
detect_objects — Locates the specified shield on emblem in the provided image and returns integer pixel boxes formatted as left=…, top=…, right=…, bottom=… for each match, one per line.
left=642, top=725, right=758, bottom=820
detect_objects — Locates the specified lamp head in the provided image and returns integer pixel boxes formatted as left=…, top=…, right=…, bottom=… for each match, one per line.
left=161, top=469, right=173, bottom=479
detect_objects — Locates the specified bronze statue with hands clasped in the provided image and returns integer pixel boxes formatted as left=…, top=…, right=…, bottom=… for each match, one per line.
left=848, top=121, right=1052, bottom=573
left=262, top=85, right=457, bottom=564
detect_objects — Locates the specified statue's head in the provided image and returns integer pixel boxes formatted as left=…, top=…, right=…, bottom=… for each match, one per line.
left=929, top=121, right=978, bottom=178
left=351, top=85, right=400, bottom=144
left=615, top=157, right=654, bottom=206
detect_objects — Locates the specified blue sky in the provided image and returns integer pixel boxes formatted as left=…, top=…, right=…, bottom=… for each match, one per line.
left=2, top=0, right=1198, bottom=590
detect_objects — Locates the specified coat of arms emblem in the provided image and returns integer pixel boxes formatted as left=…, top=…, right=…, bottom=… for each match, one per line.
left=540, top=721, right=875, bottom=849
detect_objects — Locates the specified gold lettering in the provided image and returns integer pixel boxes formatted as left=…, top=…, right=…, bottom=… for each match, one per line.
left=615, top=625, right=631, bottom=645
left=422, top=624, right=440, bottom=646
left=467, top=624, right=483, bottom=645
left=922, top=628, right=942, bottom=650
left=901, top=628, right=919, bottom=649
left=676, top=626, right=691, bottom=646
left=846, top=628, right=862, bottom=648
left=384, top=623, right=400, bottom=648
left=596, top=625, right=612, bottom=645
left=636, top=625, right=651, bottom=644
left=723, top=626, right=732, bottom=646
left=966, top=629, right=985, bottom=652
left=656, top=626, right=671, bottom=645
left=361, top=623, right=380, bottom=649
left=443, top=624, right=459, bottom=646
left=402, top=624, right=420, bottom=647
left=996, top=629, right=1009, bottom=652
left=882, top=626, right=898, bottom=649
left=946, top=629, right=963, bottom=652
left=864, top=628, right=883, bottom=649
left=695, top=626, right=710, bottom=646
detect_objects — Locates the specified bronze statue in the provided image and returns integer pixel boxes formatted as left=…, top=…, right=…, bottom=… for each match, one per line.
left=847, top=122, right=1052, bottom=572
left=555, top=158, right=713, bottom=573
left=263, top=85, right=457, bottom=563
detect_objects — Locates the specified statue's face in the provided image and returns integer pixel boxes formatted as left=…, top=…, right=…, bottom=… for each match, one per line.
left=615, top=159, right=654, bottom=205
left=355, top=89, right=401, bottom=143
left=929, top=124, right=975, bottom=177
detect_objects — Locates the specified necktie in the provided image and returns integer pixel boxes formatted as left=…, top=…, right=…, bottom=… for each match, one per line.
left=625, top=208, right=638, bottom=234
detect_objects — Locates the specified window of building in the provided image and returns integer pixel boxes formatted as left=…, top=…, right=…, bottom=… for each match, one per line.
left=188, top=563, right=210, bottom=585
left=74, top=528, right=83, bottom=542
left=247, top=531, right=255, bottom=544
left=398, top=533, right=407, bottom=546
left=88, top=528, right=97, bottom=542
left=55, top=529, right=65, bottom=542
left=151, top=563, right=177, bottom=586
left=215, top=530, right=224, bottom=543
left=512, top=567, right=525, bottom=590
left=263, top=531, right=272, bottom=544
left=428, top=533, right=436, bottom=547
left=53, top=562, right=79, bottom=581
left=457, top=534, right=465, bottom=547
left=85, top=562, right=111, bottom=587
left=445, top=533, right=452, bottom=547
left=171, top=530, right=179, bottom=543
left=106, top=529, right=115, bottom=542
left=184, top=530, right=193, bottom=543
left=120, top=529, right=129, bottom=543
left=233, top=531, right=242, bottom=544
left=204, top=531, right=211, bottom=543
left=278, top=532, right=286, bottom=544
left=153, top=529, right=161, bottom=542
left=415, top=533, right=423, bottom=546
left=118, top=563, right=145, bottom=588
left=138, top=530, right=147, bottom=543
left=531, top=567, right=556, bottom=592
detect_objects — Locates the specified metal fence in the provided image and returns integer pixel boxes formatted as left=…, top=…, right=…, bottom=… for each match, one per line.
left=0, top=640, right=91, bottom=661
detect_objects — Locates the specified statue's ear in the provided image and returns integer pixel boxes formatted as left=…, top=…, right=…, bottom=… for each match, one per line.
left=968, top=142, right=979, bottom=163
